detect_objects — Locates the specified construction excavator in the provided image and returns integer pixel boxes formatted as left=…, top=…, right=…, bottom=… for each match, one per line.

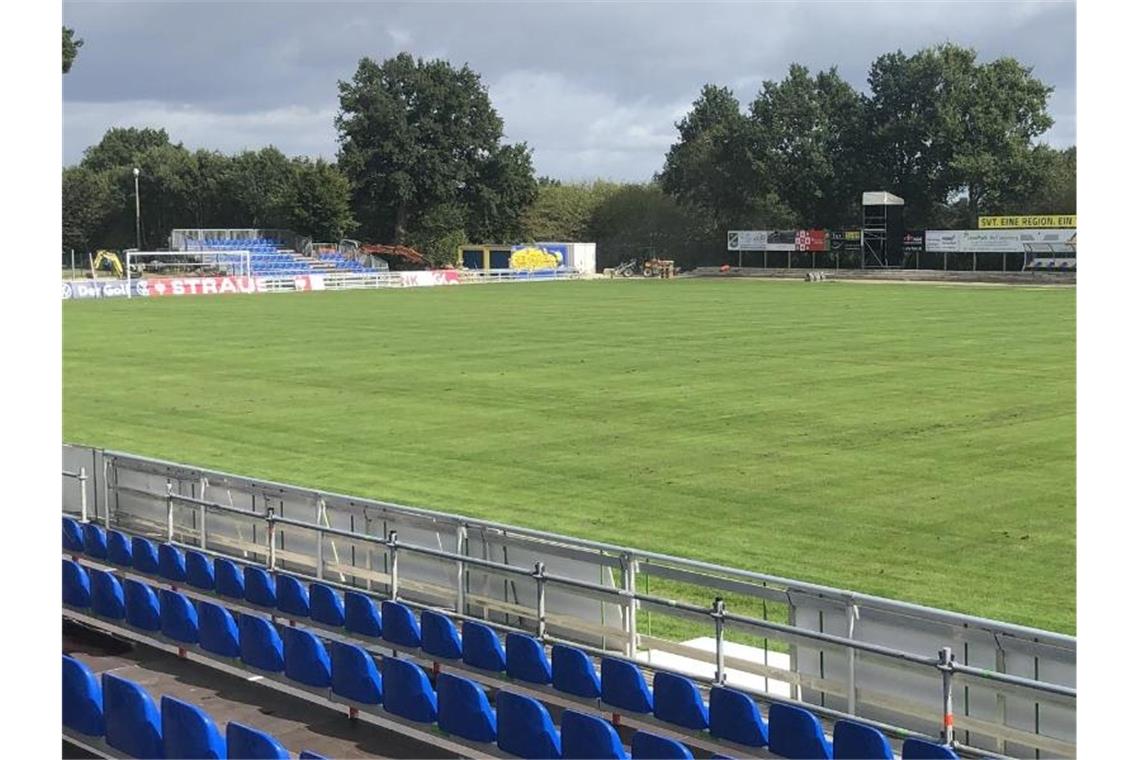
left=91, top=250, right=142, bottom=279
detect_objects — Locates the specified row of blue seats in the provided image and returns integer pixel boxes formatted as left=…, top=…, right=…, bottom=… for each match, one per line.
left=64, top=561, right=706, bottom=759
left=64, top=654, right=323, bottom=759
left=63, top=518, right=959, bottom=760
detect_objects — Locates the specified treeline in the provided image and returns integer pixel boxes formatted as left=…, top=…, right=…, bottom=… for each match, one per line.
left=63, top=44, right=1075, bottom=269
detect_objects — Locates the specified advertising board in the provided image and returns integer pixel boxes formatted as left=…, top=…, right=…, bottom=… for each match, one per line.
left=978, top=215, right=1076, bottom=229
left=398, top=270, right=461, bottom=288
left=925, top=229, right=1076, bottom=253
left=727, top=231, right=768, bottom=251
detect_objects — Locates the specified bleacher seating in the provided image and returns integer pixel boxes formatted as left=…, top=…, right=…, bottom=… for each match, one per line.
left=62, top=521, right=966, bottom=760
left=184, top=236, right=381, bottom=276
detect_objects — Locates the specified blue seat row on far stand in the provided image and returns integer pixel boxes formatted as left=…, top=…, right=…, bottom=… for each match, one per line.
left=63, top=518, right=960, bottom=760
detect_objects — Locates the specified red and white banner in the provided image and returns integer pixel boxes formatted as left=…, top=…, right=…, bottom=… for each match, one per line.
left=142, top=276, right=269, bottom=297
left=794, top=229, right=828, bottom=252
left=399, top=270, right=460, bottom=288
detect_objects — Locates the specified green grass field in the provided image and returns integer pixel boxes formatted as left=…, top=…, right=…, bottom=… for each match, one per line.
left=63, top=279, right=1075, bottom=633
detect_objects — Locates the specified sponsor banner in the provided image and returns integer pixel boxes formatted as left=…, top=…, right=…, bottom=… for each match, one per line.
left=727, top=231, right=768, bottom=251
left=765, top=230, right=797, bottom=251
left=145, top=276, right=268, bottom=297
left=924, top=229, right=1077, bottom=253
left=290, top=274, right=325, bottom=292
left=62, top=279, right=146, bottom=299
left=794, top=229, right=828, bottom=252
left=978, top=214, right=1076, bottom=229
left=730, top=230, right=828, bottom=252
left=903, top=230, right=925, bottom=255
left=829, top=230, right=861, bottom=254
left=398, top=270, right=461, bottom=288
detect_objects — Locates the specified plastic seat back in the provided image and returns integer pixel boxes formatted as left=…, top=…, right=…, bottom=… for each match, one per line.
left=437, top=672, right=497, bottom=743
left=462, top=620, right=506, bottom=672
left=240, top=614, right=285, bottom=672
left=506, top=632, right=552, bottom=684
left=124, top=578, right=161, bottom=631
left=496, top=690, right=561, bottom=759
left=344, top=591, right=383, bottom=638
left=132, top=536, right=160, bottom=575
left=769, top=702, right=834, bottom=759
left=382, top=600, right=421, bottom=647
left=162, top=695, right=226, bottom=758
left=381, top=656, right=438, bottom=723
left=62, top=655, right=104, bottom=737
left=89, top=568, right=126, bottom=620
left=299, top=751, right=327, bottom=759
left=601, top=657, right=653, bottom=713
left=244, top=566, right=277, bottom=607
left=108, top=530, right=134, bottom=567
left=653, top=671, right=709, bottom=730
left=631, top=731, right=693, bottom=759
left=276, top=575, right=310, bottom=618
left=226, top=721, right=289, bottom=759
left=553, top=643, right=601, bottom=698
left=186, top=550, right=215, bottom=590
left=159, top=543, right=187, bottom=583
left=215, top=557, right=245, bottom=598
left=331, top=641, right=382, bottom=705
left=160, top=589, right=200, bottom=644
left=63, top=516, right=85, bottom=552
left=63, top=558, right=91, bottom=608
left=561, top=709, right=627, bottom=759
left=834, top=719, right=893, bottom=759
left=83, top=523, right=108, bottom=559
left=902, top=738, right=959, bottom=759
left=310, top=583, right=345, bottom=627
left=198, top=600, right=241, bottom=658
left=421, top=609, right=462, bottom=660
left=709, top=686, right=768, bottom=746
left=103, top=672, right=163, bottom=759
left=283, top=626, right=332, bottom=688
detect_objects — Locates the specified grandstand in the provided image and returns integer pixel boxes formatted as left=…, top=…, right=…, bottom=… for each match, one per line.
left=175, top=229, right=383, bottom=278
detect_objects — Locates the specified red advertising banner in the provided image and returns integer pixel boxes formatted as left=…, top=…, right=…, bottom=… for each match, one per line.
left=399, top=270, right=461, bottom=287
left=142, top=276, right=268, bottom=297
left=794, top=229, right=828, bottom=252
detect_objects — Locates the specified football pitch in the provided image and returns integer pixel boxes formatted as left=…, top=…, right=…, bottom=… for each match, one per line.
left=63, top=279, right=1075, bottom=633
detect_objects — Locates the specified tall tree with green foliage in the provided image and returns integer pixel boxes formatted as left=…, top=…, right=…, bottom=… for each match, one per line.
left=286, top=158, right=356, bottom=241
left=521, top=181, right=621, bottom=242
left=62, top=166, right=112, bottom=254
left=63, top=26, right=83, bottom=73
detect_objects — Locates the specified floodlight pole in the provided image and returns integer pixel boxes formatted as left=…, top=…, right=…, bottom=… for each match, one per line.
left=133, top=168, right=142, bottom=250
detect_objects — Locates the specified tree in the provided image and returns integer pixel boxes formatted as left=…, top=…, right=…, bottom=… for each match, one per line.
left=588, top=183, right=720, bottom=269
left=227, top=147, right=295, bottom=228
left=62, top=167, right=112, bottom=254
left=63, top=27, right=83, bottom=74
left=521, top=181, right=621, bottom=242
left=286, top=158, right=356, bottom=241
left=80, top=127, right=174, bottom=173
left=461, top=143, right=539, bottom=243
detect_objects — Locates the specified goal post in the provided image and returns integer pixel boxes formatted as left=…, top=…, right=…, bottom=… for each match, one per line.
left=125, top=250, right=252, bottom=298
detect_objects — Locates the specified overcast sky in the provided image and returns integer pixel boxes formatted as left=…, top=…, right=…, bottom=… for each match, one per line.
left=62, top=1, right=1076, bottom=181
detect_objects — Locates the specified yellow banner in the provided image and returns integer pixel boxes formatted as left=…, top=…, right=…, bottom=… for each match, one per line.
left=978, top=215, right=1076, bottom=229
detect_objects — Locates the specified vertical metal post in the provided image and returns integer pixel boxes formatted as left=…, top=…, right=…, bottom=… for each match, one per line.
left=846, top=603, right=859, bottom=714
left=534, top=562, right=547, bottom=640
left=939, top=646, right=955, bottom=745
left=165, top=481, right=175, bottom=541
left=973, top=251, right=977, bottom=271
left=623, top=555, right=639, bottom=658
left=456, top=525, right=468, bottom=615
left=994, top=645, right=1007, bottom=755
left=266, top=508, right=277, bottom=570
left=316, top=527, right=325, bottom=580
left=713, top=597, right=726, bottom=685
left=364, top=514, right=374, bottom=593
left=78, top=467, right=88, bottom=523
left=943, top=250, right=948, bottom=271
left=387, top=531, right=399, bottom=600
left=70, top=249, right=76, bottom=279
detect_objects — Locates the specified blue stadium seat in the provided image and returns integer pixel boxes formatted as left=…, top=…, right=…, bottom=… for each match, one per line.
left=103, top=672, right=163, bottom=759
left=601, top=657, right=653, bottom=714
left=382, top=600, right=421, bottom=647
left=561, top=709, right=628, bottom=759
left=709, top=686, right=767, bottom=747
left=381, top=656, right=438, bottom=723
left=299, top=751, right=327, bottom=759
left=160, top=589, right=200, bottom=644
left=496, top=690, right=561, bottom=759
left=226, top=722, right=289, bottom=759
left=768, top=702, right=833, bottom=759
left=436, top=672, right=497, bottom=743
left=310, top=583, right=345, bottom=627
left=653, top=671, right=709, bottom=730
left=63, top=516, right=85, bottom=552
left=124, top=578, right=162, bottom=631
left=244, top=566, right=277, bottom=608
left=283, top=626, right=332, bottom=688
left=198, top=600, right=241, bottom=659
left=834, top=719, right=893, bottom=759
left=276, top=575, right=310, bottom=618
left=462, top=620, right=506, bottom=672
left=421, top=609, right=462, bottom=660
left=215, top=558, right=245, bottom=599
left=240, top=614, right=285, bottom=673
left=63, top=558, right=91, bottom=608
left=506, top=632, right=552, bottom=684
left=63, top=655, right=104, bottom=737
left=553, top=644, right=601, bottom=699
left=186, top=550, right=215, bottom=590
left=331, top=641, right=383, bottom=705
left=162, top=695, right=227, bottom=759
left=132, top=536, right=161, bottom=575
left=108, top=531, right=134, bottom=567
left=89, top=568, right=126, bottom=620
left=631, top=731, right=693, bottom=759
left=83, top=523, right=108, bottom=559
left=159, top=543, right=187, bottom=583
left=902, top=738, right=959, bottom=759
left=345, top=591, right=383, bottom=638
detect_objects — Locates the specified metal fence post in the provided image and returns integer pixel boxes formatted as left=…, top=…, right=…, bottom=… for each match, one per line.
left=456, top=525, right=468, bottom=615
left=78, top=467, right=88, bottom=523
left=623, top=554, right=639, bottom=658
left=387, top=530, right=399, bottom=600
left=847, top=602, right=860, bottom=714
left=165, top=481, right=175, bottom=541
left=534, top=561, right=547, bottom=640
left=939, top=646, right=955, bottom=745
left=316, top=526, right=325, bottom=580
left=713, top=597, right=727, bottom=685
left=266, top=508, right=277, bottom=571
